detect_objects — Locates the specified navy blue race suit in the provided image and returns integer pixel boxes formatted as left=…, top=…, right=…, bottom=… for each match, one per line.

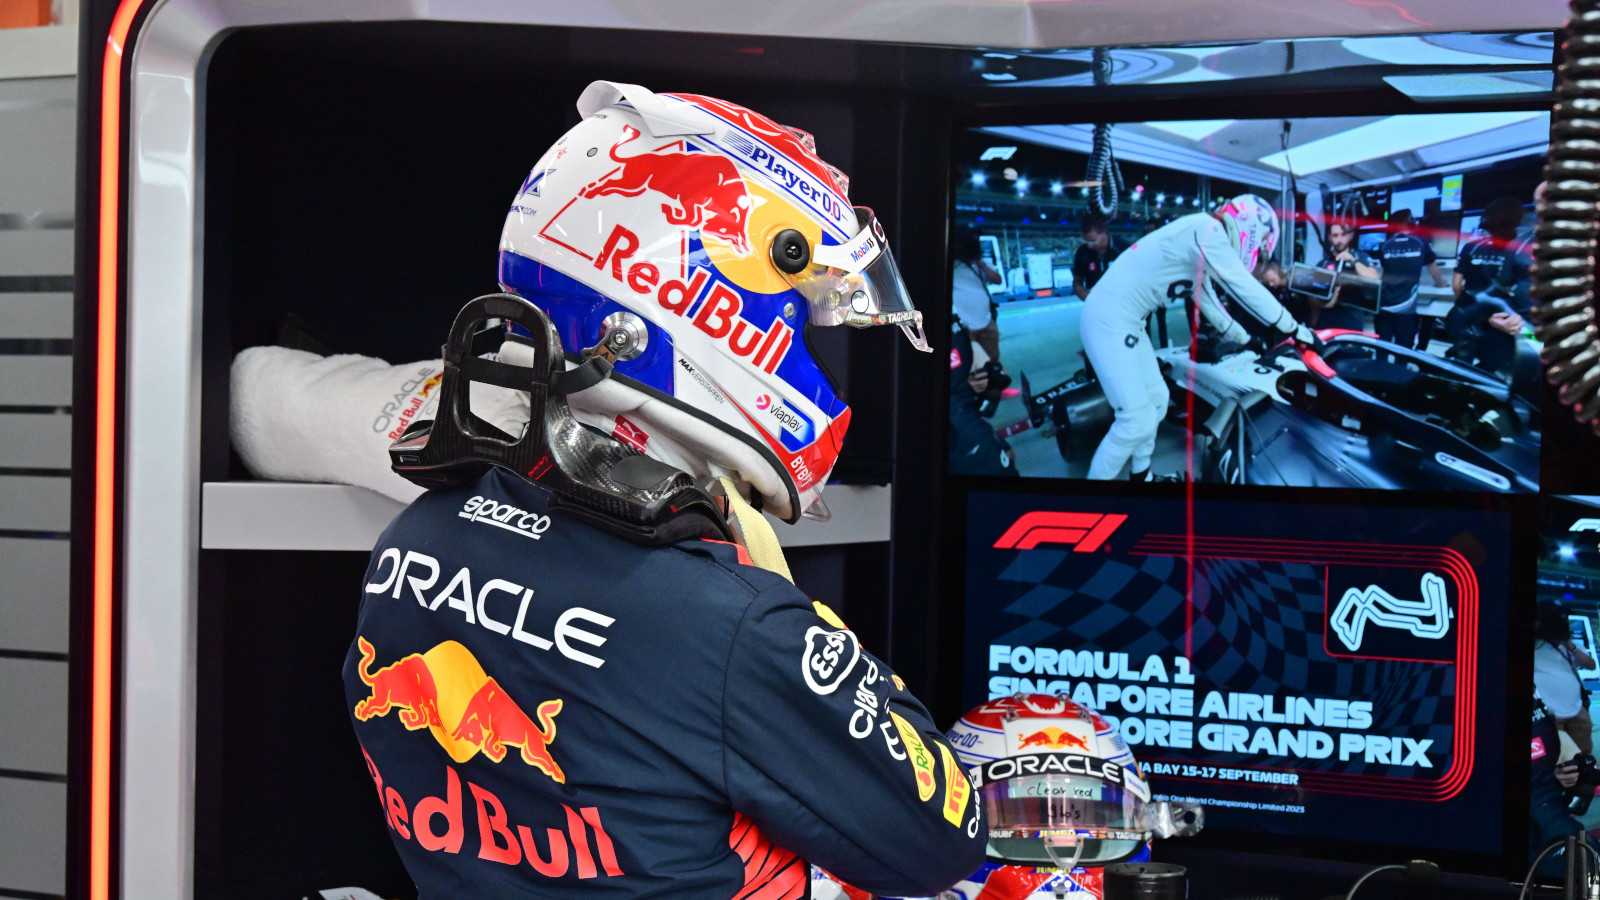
left=948, top=321, right=1018, bottom=477
left=344, top=467, right=986, bottom=899
left=1531, top=695, right=1586, bottom=878
left=1446, top=237, right=1519, bottom=373
left=1374, top=231, right=1437, bottom=349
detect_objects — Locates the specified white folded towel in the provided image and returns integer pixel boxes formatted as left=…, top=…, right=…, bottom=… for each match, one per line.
left=230, top=346, right=530, bottom=503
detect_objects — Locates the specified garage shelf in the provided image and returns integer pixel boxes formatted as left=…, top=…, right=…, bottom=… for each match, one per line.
left=199, top=481, right=890, bottom=551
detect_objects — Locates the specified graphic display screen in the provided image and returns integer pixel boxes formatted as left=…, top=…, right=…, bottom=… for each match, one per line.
left=945, top=112, right=1546, bottom=492
left=961, top=491, right=1510, bottom=853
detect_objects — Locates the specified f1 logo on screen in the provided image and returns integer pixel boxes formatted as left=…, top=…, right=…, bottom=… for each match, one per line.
left=993, top=512, right=1128, bottom=552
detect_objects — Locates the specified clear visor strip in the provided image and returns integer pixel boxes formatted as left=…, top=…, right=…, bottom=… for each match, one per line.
left=798, top=211, right=931, bottom=352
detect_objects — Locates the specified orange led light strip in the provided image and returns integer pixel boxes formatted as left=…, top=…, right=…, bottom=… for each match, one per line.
left=94, top=0, right=150, bottom=897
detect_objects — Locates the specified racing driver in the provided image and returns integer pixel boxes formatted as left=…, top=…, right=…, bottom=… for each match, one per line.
left=343, top=82, right=985, bottom=899
left=1080, top=194, right=1313, bottom=480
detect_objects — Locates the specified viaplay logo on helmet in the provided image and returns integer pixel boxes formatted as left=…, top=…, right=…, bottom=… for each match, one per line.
left=755, top=394, right=814, bottom=451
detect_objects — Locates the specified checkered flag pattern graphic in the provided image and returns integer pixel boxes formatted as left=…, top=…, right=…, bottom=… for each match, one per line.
left=994, top=553, right=1455, bottom=778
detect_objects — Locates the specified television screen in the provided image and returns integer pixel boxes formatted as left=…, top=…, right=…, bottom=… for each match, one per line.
left=960, top=489, right=1513, bottom=858
left=947, top=112, right=1546, bottom=491
left=1528, top=496, right=1600, bottom=868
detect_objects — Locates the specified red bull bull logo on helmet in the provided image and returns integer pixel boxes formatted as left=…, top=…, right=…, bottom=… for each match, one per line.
left=670, top=93, right=854, bottom=235
left=354, top=636, right=564, bottom=782
left=1015, top=727, right=1092, bottom=753
left=580, top=125, right=754, bottom=255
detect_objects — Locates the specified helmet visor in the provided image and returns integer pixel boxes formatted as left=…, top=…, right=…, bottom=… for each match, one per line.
left=789, top=207, right=931, bottom=353
left=980, top=774, right=1147, bottom=866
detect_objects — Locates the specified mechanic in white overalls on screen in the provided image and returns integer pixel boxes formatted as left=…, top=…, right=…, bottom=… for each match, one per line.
left=1080, top=195, right=1315, bottom=480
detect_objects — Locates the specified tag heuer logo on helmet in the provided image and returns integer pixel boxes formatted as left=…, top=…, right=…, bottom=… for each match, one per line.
left=801, top=626, right=860, bottom=695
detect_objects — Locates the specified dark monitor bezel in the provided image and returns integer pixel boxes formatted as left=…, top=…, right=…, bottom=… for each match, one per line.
left=934, top=478, right=1536, bottom=881
left=922, top=75, right=1549, bottom=882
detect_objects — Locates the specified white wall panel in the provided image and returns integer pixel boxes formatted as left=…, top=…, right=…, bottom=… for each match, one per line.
left=0, top=778, right=65, bottom=893
left=0, top=538, right=69, bottom=653
left=0, top=413, right=71, bottom=468
left=0, top=34, right=71, bottom=900
left=0, top=230, right=73, bottom=277
left=0, top=476, right=70, bottom=531
left=0, top=356, right=72, bottom=406
left=0, top=293, right=73, bottom=338
left=0, top=660, right=67, bottom=774
left=0, top=77, right=76, bottom=213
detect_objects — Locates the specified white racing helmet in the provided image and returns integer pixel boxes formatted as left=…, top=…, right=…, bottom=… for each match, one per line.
left=1215, top=193, right=1280, bottom=273
left=497, top=81, right=929, bottom=522
left=943, top=694, right=1202, bottom=898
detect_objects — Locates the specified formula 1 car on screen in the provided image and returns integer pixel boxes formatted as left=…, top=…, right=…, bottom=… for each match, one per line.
left=1016, top=330, right=1540, bottom=492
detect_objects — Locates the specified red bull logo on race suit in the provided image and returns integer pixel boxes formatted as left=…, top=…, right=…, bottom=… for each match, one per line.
left=355, top=638, right=623, bottom=880
left=359, top=751, right=625, bottom=880
left=354, top=636, right=564, bottom=782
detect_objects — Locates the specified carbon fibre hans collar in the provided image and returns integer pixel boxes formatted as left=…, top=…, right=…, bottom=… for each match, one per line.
left=389, top=293, right=732, bottom=545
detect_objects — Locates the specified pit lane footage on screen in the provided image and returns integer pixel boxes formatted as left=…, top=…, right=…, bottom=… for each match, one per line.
left=948, top=111, right=1545, bottom=492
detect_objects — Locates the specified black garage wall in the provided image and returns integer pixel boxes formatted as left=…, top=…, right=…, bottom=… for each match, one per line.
left=195, top=21, right=955, bottom=897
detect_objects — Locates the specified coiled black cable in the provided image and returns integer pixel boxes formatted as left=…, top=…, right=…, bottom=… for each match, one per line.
left=1533, top=0, right=1600, bottom=428
left=1087, top=48, right=1125, bottom=217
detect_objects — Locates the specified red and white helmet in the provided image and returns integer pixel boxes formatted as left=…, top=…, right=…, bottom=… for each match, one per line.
left=940, top=694, right=1200, bottom=900
left=1215, top=193, right=1280, bottom=272
left=497, top=81, right=929, bottom=522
